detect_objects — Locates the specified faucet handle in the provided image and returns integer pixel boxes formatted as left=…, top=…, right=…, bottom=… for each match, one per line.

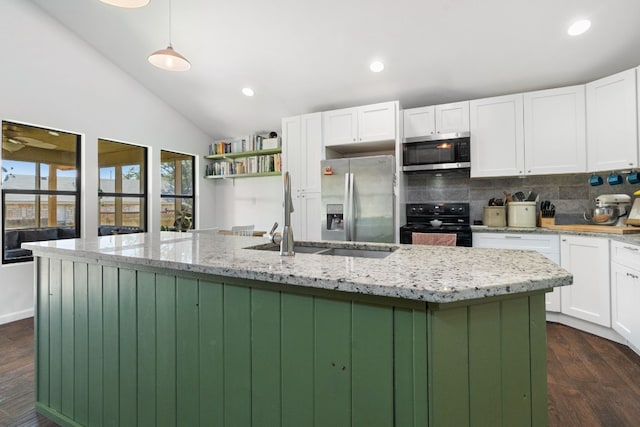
left=269, top=222, right=278, bottom=235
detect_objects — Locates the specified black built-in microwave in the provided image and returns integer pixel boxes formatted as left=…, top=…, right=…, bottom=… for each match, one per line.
left=402, top=132, right=470, bottom=172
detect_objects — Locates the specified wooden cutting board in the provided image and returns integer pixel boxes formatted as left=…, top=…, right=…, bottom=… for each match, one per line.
left=545, top=224, right=640, bottom=234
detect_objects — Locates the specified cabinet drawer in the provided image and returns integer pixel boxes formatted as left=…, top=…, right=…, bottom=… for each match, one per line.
left=473, top=232, right=560, bottom=253
left=611, top=240, right=640, bottom=269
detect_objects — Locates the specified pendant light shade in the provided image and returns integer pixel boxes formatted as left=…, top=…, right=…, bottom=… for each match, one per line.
left=148, top=0, right=191, bottom=72
left=148, top=45, right=191, bottom=71
left=100, top=0, right=150, bottom=8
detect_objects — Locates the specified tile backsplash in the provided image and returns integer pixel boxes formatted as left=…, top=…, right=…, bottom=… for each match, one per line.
left=405, top=171, right=639, bottom=224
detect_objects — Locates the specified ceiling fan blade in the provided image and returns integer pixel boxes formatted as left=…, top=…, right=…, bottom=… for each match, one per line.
left=2, top=140, right=25, bottom=152
left=14, top=136, right=56, bottom=149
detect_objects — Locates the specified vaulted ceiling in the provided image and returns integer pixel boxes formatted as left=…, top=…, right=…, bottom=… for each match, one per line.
left=29, top=0, right=640, bottom=140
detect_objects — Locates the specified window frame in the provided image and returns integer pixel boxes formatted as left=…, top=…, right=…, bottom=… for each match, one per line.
left=97, top=139, right=148, bottom=235
left=2, top=122, right=81, bottom=264
left=160, top=150, right=196, bottom=231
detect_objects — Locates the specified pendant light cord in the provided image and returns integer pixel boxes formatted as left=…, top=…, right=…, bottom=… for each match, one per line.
left=168, top=0, right=172, bottom=46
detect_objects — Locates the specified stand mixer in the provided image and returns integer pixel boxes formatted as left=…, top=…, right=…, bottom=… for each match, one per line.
left=585, top=194, right=631, bottom=226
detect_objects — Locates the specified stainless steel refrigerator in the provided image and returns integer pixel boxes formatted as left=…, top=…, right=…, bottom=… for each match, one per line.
left=321, top=155, right=395, bottom=243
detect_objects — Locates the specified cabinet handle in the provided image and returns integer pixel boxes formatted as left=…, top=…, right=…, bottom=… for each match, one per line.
left=527, top=170, right=531, bottom=173
left=353, top=138, right=356, bottom=142
left=562, top=239, right=567, bottom=242
left=505, top=235, right=522, bottom=239
left=519, top=170, right=523, bottom=174
left=623, top=246, right=639, bottom=252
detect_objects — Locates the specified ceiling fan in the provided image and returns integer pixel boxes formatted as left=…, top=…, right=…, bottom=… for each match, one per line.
left=2, top=132, right=56, bottom=152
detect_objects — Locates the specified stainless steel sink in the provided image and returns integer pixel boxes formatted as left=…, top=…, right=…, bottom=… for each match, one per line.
left=317, top=247, right=395, bottom=259
left=245, top=242, right=397, bottom=258
left=245, top=242, right=327, bottom=254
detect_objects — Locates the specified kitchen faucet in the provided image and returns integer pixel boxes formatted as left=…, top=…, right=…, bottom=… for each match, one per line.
left=280, top=171, right=295, bottom=256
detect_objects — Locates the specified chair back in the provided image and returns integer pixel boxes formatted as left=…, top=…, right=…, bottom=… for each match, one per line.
left=231, top=225, right=255, bottom=236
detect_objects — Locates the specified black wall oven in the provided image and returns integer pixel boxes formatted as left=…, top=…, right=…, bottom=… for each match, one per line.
left=402, top=132, right=470, bottom=172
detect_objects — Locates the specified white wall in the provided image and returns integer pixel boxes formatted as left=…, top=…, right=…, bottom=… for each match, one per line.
left=0, top=0, right=216, bottom=324
left=212, top=177, right=283, bottom=232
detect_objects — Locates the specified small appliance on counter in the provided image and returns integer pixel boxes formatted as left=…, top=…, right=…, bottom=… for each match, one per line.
left=584, top=194, right=631, bottom=226
left=400, top=202, right=471, bottom=247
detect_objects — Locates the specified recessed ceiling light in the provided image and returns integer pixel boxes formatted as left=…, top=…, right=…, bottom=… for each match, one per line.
left=568, top=19, right=591, bottom=36
left=369, top=61, right=385, bottom=73
left=99, top=0, right=150, bottom=8
left=242, top=87, right=255, bottom=97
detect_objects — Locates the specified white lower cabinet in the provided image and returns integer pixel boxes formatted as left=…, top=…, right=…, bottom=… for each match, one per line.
left=293, top=191, right=321, bottom=241
left=560, top=235, right=610, bottom=327
left=472, top=232, right=561, bottom=311
left=610, top=240, right=640, bottom=351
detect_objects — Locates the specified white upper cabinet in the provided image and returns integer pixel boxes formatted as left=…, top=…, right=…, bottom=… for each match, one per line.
left=283, top=112, right=322, bottom=192
left=403, top=106, right=435, bottom=139
left=470, top=94, right=525, bottom=178
left=323, top=101, right=396, bottom=147
left=357, top=102, right=397, bottom=142
left=586, top=68, right=638, bottom=171
left=403, top=101, right=469, bottom=139
left=435, top=101, right=470, bottom=134
left=523, top=85, right=587, bottom=175
left=322, top=108, right=358, bottom=146
left=282, top=112, right=323, bottom=240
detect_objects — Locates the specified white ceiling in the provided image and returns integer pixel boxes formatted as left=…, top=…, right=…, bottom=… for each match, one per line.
left=29, top=0, right=640, bottom=140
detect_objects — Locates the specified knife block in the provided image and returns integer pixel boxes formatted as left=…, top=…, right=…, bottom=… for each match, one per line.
left=538, top=212, right=555, bottom=228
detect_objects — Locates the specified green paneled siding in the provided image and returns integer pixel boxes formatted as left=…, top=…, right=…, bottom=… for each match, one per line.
left=35, top=257, right=548, bottom=427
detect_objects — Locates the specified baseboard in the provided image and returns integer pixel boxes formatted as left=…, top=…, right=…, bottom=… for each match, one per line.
left=546, top=312, right=626, bottom=345
left=0, top=308, right=34, bottom=325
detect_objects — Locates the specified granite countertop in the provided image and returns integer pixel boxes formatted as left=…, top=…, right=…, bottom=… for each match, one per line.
left=471, top=225, right=640, bottom=245
left=24, top=232, right=572, bottom=304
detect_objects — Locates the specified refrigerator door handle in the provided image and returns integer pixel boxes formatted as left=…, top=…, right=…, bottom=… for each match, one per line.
left=344, top=172, right=351, bottom=241
left=348, top=173, right=355, bottom=241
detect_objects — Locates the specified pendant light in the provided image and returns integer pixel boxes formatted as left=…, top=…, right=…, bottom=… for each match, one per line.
left=100, top=0, right=150, bottom=8
left=148, top=0, right=191, bottom=71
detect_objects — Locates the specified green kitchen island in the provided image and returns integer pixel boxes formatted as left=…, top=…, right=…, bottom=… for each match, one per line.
left=26, top=231, right=572, bottom=427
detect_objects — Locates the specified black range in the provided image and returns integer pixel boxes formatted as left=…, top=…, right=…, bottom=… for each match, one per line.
left=400, top=202, right=472, bottom=247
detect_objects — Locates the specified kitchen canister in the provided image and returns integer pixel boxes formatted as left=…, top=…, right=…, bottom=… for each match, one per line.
left=507, top=201, right=537, bottom=227
left=483, top=206, right=506, bottom=227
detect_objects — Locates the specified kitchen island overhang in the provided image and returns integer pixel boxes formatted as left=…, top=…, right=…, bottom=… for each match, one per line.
left=26, top=232, right=571, bottom=427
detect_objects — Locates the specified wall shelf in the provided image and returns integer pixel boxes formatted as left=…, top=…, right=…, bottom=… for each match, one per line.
left=205, top=147, right=281, bottom=160
left=204, top=171, right=282, bottom=180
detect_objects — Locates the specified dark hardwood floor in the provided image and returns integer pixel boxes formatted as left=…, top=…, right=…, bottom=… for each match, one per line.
left=1, top=318, right=639, bottom=426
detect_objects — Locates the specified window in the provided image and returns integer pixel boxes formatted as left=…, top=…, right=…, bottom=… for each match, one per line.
left=160, top=150, right=195, bottom=231
left=2, top=121, right=81, bottom=263
left=98, top=139, right=147, bottom=235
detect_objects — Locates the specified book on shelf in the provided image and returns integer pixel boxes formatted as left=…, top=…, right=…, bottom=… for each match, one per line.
left=209, top=134, right=281, bottom=155
left=207, top=153, right=282, bottom=177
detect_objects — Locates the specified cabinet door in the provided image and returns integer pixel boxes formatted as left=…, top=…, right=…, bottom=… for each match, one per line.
left=472, top=232, right=561, bottom=311
left=403, top=106, right=435, bottom=139
left=435, top=101, right=470, bottom=134
left=357, top=102, right=396, bottom=143
left=560, top=235, right=610, bottom=327
left=524, top=85, right=586, bottom=175
left=470, top=94, right=525, bottom=177
left=611, top=261, right=640, bottom=343
left=301, top=113, right=322, bottom=192
left=586, top=68, right=638, bottom=171
left=282, top=115, right=302, bottom=186
left=299, top=192, right=321, bottom=241
left=323, top=108, right=358, bottom=147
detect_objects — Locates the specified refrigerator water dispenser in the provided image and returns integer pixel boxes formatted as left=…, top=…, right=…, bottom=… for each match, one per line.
left=326, top=204, right=344, bottom=230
